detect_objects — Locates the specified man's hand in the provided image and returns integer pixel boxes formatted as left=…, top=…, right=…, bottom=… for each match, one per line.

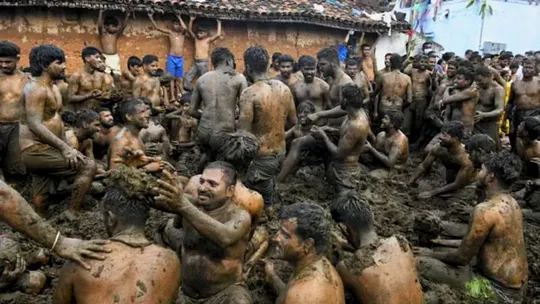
left=307, top=113, right=319, bottom=124
left=143, top=161, right=164, bottom=173
left=154, top=170, right=187, bottom=212
left=88, top=89, right=103, bottom=100
left=474, top=111, right=487, bottom=123
left=53, top=237, right=111, bottom=270
left=1, top=254, right=26, bottom=284
left=310, top=125, right=325, bottom=137
left=418, top=191, right=434, bottom=200
left=360, top=141, right=372, bottom=153
left=61, top=147, right=86, bottom=169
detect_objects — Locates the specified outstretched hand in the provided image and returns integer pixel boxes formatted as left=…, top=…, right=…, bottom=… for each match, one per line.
left=53, top=237, right=111, bottom=270
left=154, top=170, right=187, bottom=213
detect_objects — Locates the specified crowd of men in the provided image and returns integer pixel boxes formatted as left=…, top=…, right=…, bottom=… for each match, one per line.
left=0, top=10, right=540, bottom=304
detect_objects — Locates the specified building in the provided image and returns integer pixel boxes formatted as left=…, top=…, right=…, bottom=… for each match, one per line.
left=0, top=0, right=409, bottom=72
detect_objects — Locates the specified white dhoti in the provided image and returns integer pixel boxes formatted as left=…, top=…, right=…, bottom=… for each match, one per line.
left=103, top=53, right=121, bottom=75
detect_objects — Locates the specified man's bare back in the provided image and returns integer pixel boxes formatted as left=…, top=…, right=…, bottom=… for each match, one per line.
left=379, top=71, right=412, bottom=113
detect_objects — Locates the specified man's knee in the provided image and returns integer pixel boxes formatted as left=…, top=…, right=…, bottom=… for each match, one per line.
left=82, top=159, right=97, bottom=176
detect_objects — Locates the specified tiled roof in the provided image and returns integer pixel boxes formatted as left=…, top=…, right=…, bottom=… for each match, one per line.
left=0, top=0, right=410, bottom=33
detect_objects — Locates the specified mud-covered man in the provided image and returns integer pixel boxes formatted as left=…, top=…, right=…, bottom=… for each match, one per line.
left=474, top=66, right=505, bottom=148
left=316, top=47, right=354, bottom=112
left=66, top=47, right=107, bottom=111
left=263, top=203, right=345, bottom=304
left=93, top=108, right=121, bottom=161
left=154, top=161, right=253, bottom=303
left=97, top=10, right=128, bottom=75
left=440, top=67, right=478, bottom=135
left=416, top=151, right=528, bottom=303
left=404, top=55, right=435, bottom=139
left=344, top=59, right=370, bottom=105
left=239, top=46, right=297, bottom=206
left=133, top=55, right=163, bottom=113
left=139, top=98, right=171, bottom=160
left=274, top=54, right=298, bottom=87
left=0, top=41, right=29, bottom=180
left=268, top=52, right=282, bottom=79
left=331, top=191, right=423, bottom=304
left=64, top=110, right=104, bottom=174
left=410, top=121, right=476, bottom=199
left=20, top=45, right=96, bottom=220
left=190, top=47, right=247, bottom=169
left=165, top=93, right=197, bottom=144
left=53, top=188, right=181, bottom=304
left=119, top=56, right=141, bottom=96
left=373, top=54, right=412, bottom=122
left=289, top=55, right=330, bottom=112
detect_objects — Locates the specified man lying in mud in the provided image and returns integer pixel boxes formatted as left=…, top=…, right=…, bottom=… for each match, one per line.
left=263, top=202, right=345, bottom=304
left=331, top=191, right=423, bottom=304
left=154, top=161, right=253, bottom=303
left=409, top=121, right=476, bottom=199
left=416, top=151, right=528, bottom=303
left=53, top=187, right=181, bottom=304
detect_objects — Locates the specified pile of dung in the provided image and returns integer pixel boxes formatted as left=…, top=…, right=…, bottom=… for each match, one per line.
left=103, top=164, right=159, bottom=199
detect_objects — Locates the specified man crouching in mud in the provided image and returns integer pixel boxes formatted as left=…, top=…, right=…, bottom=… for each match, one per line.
left=263, top=202, right=345, bottom=304
left=331, top=191, right=423, bottom=304
left=53, top=188, right=181, bottom=304
left=416, top=151, right=528, bottom=303
left=154, top=162, right=253, bottom=304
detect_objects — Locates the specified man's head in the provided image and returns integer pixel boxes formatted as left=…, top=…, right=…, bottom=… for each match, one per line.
left=180, top=92, right=191, bottom=113
left=127, top=56, right=142, bottom=76
left=465, top=49, right=473, bottom=60
left=453, top=67, right=474, bottom=89
left=509, top=62, right=519, bottom=76
left=447, top=60, right=459, bottom=78
left=361, top=44, right=371, bottom=57
left=198, top=161, right=237, bottom=210
left=244, top=46, right=269, bottom=82
left=171, top=17, right=184, bottom=33
left=97, top=54, right=107, bottom=73
left=518, top=116, right=540, bottom=142
left=469, top=54, right=482, bottom=67
left=344, top=59, right=359, bottom=78
left=499, top=53, right=512, bottom=68
left=442, top=52, right=455, bottom=62
left=466, top=134, right=496, bottom=168
left=330, top=191, right=374, bottom=249
left=482, top=55, right=492, bottom=67
left=29, top=44, right=66, bottom=79
left=440, top=121, right=464, bottom=148
left=475, top=66, right=493, bottom=88
left=196, top=26, right=209, bottom=39
left=428, top=54, right=438, bottom=71
left=340, top=84, right=363, bottom=110
left=298, top=55, right=317, bottom=83
left=317, top=47, right=340, bottom=78
left=142, top=54, right=159, bottom=76
left=477, top=152, right=522, bottom=191
left=297, top=101, right=316, bottom=126
left=522, top=59, right=536, bottom=79
left=380, top=109, right=404, bottom=131
left=422, top=42, right=433, bottom=54
left=213, top=131, right=260, bottom=176
left=390, top=53, right=403, bottom=71
left=384, top=53, right=392, bottom=68
left=98, top=108, right=115, bottom=128
left=211, top=47, right=234, bottom=68
left=271, top=52, right=282, bottom=69
left=102, top=187, right=150, bottom=237
left=81, top=46, right=103, bottom=70
left=104, top=16, right=121, bottom=34
left=416, top=55, right=429, bottom=71
left=278, top=54, right=294, bottom=79
left=276, top=202, right=330, bottom=262
left=74, top=110, right=101, bottom=139
left=0, top=41, right=20, bottom=75
left=117, top=97, right=149, bottom=128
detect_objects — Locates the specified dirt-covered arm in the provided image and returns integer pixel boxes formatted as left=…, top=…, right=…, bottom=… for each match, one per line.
left=368, top=140, right=401, bottom=168
left=188, top=82, right=202, bottom=119
left=68, top=74, right=94, bottom=103
left=97, top=9, right=104, bottom=34
left=209, top=19, right=222, bottom=42
left=422, top=161, right=475, bottom=198
left=410, top=148, right=437, bottom=184
left=442, top=88, right=477, bottom=106
left=317, top=124, right=361, bottom=160
left=238, top=91, right=255, bottom=132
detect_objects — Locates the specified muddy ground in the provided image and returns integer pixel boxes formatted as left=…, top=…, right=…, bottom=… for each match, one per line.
left=0, top=152, right=539, bottom=304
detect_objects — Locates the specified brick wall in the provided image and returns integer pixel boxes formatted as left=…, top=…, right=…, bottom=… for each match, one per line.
left=0, top=7, right=376, bottom=74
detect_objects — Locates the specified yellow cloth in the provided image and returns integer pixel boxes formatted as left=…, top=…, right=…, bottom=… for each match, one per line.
left=499, top=82, right=511, bottom=135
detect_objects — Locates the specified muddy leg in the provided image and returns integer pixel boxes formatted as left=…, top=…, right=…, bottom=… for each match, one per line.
left=416, top=256, right=473, bottom=289
left=65, top=159, right=96, bottom=221
left=276, top=136, right=314, bottom=183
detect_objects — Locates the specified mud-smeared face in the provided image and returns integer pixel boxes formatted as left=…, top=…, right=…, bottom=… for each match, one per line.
left=317, top=58, right=334, bottom=78
left=144, top=61, right=159, bottom=77
left=345, top=64, right=358, bottom=78
left=105, top=24, right=120, bottom=34
left=439, top=132, right=454, bottom=148
left=453, top=74, right=470, bottom=89
left=279, top=61, right=293, bottom=79
left=298, top=107, right=314, bottom=126
left=129, top=65, right=142, bottom=76
left=196, top=30, right=208, bottom=39
left=197, top=168, right=233, bottom=209
left=447, top=64, right=457, bottom=78
left=301, top=64, right=316, bottom=83
left=0, top=57, right=18, bottom=75
left=523, top=63, right=536, bottom=78
left=274, top=219, right=302, bottom=262
left=99, top=111, right=114, bottom=128
left=384, top=55, right=391, bottom=68
left=475, top=74, right=491, bottom=88
left=129, top=104, right=149, bottom=129
left=380, top=114, right=391, bottom=130
left=47, top=60, right=66, bottom=80
left=86, top=119, right=101, bottom=139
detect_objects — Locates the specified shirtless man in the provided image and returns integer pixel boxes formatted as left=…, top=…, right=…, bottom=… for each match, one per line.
left=289, top=55, right=330, bottom=111
left=317, top=47, right=354, bottom=109
left=363, top=109, right=408, bottom=170
left=311, top=84, right=369, bottom=193
left=416, top=151, right=528, bottom=303
left=132, top=55, right=163, bottom=112
left=0, top=41, right=28, bottom=180
left=139, top=100, right=171, bottom=159
left=190, top=47, right=248, bottom=170
left=165, top=94, right=197, bottom=144
left=474, top=66, right=505, bottom=148
left=506, top=59, right=540, bottom=151
left=68, top=46, right=109, bottom=111
left=360, top=44, right=377, bottom=84
left=93, top=108, right=121, bottom=162
left=97, top=10, right=128, bottom=75
left=108, top=97, right=164, bottom=172
left=53, top=187, right=181, bottom=304
left=239, top=46, right=297, bottom=206
left=20, top=45, right=96, bottom=220
left=373, top=54, right=412, bottom=122
left=331, top=191, right=423, bottom=304
left=148, top=12, right=188, bottom=101
left=440, top=67, right=478, bottom=135
left=64, top=110, right=103, bottom=173
left=470, top=52, right=506, bottom=87
left=264, top=202, right=345, bottom=304
left=274, top=54, right=298, bottom=87
left=404, top=55, right=435, bottom=139
left=184, top=17, right=222, bottom=91
left=268, top=52, right=282, bottom=79
left=409, top=121, right=476, bottom=199
left=119, top=56, right=141, bottom=96
left=154, top=161, right=253, bottom=303
left=376, top=53, right=392, bottom=76
left=344, top=59, right=370, bottom=105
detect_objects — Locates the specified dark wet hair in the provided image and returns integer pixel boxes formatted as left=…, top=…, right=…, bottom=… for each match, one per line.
left=213, top=132, right=260, bottom=176
left=465, top=49, right=473, bottom=56
left=447, top=60, right=458, bottom=69
left=342, top=84, right=363, bottom=109
left=29, top=44, right=65, bottom=77
left=470, top=54, right=482, bottom=63
left=104, top=16, right=119, bottom=27
left=441, top=121, right=464, bottom=140
left=98, top=107, right=111, bottom=114
left=361, top=43, right=371, bottom=50
left=61, top=111, right=76, bottom=126
left=345, top=59, right=358, bottom=67
left=297, top=101, right=316, bottom=114
left=298, top=55, right=316, bottom=68
left=211, top=47, right=234, bottom=67
left=475, top=66, right=492, bottom=78
left=205, top=161, right=237, bottom=187
left=500, top=70, right=509, bottom=77
left=142, top=54, right=158, bottom=65
left=500, top=53, right=512, bottom=61
left=317, top=47, right=339, bottom=65
left=522, top=116, right=540, bottom=140
left=272, top=52, right=282, bottom=62
left=458, top=60, right=474, bottom=71
left=280, top=202, right=330, bottom=255
left=73, top=110, right=99, bottom=128
left=390, top=53, right=402, bottom=70
left=509, top=62, right=519, bottom=70
left=456, top=67, right=475, bottom=84
left=385, top=53, right=392, bottom=58
left=159, top=71, right=172, bottom=85
left=116, top=97, right=144, bottom=124
left=102, top=187, right=150, bottom=226
left=0, top=41, right=20, bottom=58
left=180, top=92, right=192, bottom=105
left=81, top=46, right=102, bottom=62
left=244, top=46, right=270, bottom=74
left=385, top=109, right=404, bottom=130
left=127, top=56, right=142, bottom=69
left=331, top=191, right=374, bottom=233
left=466, top=134, right=496, bottom=154
left=483, top=151, right=522, bottom=189
left=278, top=54, right=294, bottom=66
left=442, top=52, right=455, bottom=62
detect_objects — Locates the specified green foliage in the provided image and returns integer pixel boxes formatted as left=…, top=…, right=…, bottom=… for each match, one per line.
left=466, top=0, right=494, bottom=18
